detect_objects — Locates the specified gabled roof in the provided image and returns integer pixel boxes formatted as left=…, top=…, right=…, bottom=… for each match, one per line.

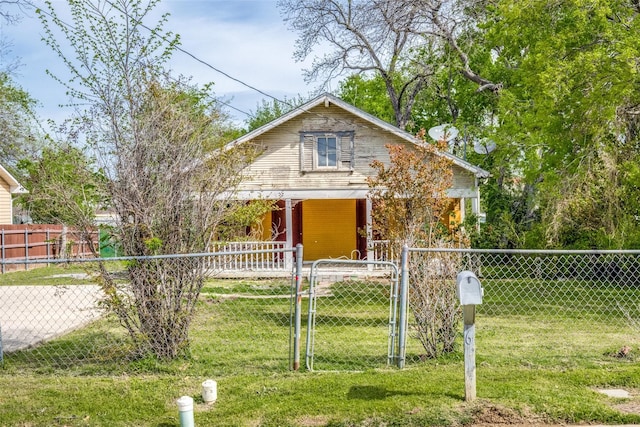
left=0, top=164, right=27, bottom=194
left=226, top=92, right=490, bottom=179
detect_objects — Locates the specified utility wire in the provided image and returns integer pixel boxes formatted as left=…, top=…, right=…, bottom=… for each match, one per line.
left=32, top=0, right=260, bottom=118
left=32, top=1, right=399, bottom=138
left=102, top=0, right=290, bottom=111
left=98, top=0, right=341, bottom=125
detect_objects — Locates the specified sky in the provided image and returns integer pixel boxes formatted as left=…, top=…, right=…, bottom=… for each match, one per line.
left=0, top=0, right=325, bottom=128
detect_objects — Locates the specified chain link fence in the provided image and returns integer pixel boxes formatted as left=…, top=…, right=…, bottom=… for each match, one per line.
left=402, top=249, right=640, bottom=367
left=303, top=259, right=399, bottom=372
left=1, top=248, right=639, bottom=373
left=0, top=250, right=298, bottom=373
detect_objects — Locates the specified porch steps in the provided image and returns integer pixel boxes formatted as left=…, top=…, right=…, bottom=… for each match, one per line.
left=215, top=266, right=392, bottom=281
left=314, top=270, right=390, bottom=285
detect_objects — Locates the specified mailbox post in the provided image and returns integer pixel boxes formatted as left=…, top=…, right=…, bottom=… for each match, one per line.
left=456, top=271, right=483, bottom=402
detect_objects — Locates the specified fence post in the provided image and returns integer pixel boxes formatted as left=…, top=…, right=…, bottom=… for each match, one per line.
left=292, top=244, right=304, bottom=371
left=463, top=305, right=477, bottom=401
left=46, top=229, right=51, bottom=266
left=24, top=228, right=28, bottom=271
left=0, top=321, right=3, bottom=365
left=397, top=245, right=409, bottom=368
left=1, top=229, right=4, bottom=274
left=285, top=199, right=293, bottom=270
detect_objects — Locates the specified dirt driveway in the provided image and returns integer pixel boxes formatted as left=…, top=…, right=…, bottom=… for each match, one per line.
left=0, top=285, right=103, bottom=353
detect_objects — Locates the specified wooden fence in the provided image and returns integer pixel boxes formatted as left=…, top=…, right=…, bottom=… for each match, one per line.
left=0, top=225, right=98, bottom=273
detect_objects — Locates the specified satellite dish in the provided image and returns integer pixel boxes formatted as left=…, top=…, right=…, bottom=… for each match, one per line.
left=473, top=138, right=496, bottom=155
left=12, top=185, right=28, bottom=194
left=428, top=124, right=459, bottom=142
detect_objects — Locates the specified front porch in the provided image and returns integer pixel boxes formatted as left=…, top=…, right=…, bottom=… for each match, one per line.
left=234, top=188, right=480, bottom=264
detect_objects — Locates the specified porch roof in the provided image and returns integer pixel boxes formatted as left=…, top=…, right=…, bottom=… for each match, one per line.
left=232, top=187, right=480, bottom=201
left=0, top=164, right=26, bottom=194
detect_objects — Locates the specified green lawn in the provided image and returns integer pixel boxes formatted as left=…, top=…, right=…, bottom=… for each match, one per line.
left=1, top=270, right=640, bottom=426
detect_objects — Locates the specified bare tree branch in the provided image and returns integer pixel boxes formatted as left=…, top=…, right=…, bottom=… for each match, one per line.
left=0, top=0, right=33, bottom=24
left=279, top=0, right=434, bottom=128
left=279, top=0, right=499, bottom=128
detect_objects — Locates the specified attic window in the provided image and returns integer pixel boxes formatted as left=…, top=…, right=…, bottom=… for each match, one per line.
left=300, top=131, right=354, bottom=172
left=317, top=136, right=337, bottom=167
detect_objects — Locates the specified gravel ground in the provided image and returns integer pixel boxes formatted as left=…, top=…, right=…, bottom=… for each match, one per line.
left=0, top=285, right=103, bottom=353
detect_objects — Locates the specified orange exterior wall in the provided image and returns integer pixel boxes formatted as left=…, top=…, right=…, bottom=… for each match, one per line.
left=442, top=198, right=462, bottom=230
left=252, top=210, right=272, bottom=240
left=302, top=199, right=356, bottom=260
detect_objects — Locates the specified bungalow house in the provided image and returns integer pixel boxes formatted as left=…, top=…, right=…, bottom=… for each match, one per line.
left=223, top=93, right=488, bottom=266
left=0, top=164, right=26, bottom=224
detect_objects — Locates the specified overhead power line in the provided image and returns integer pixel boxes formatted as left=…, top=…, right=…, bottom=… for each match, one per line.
left=33, top=1, right=383, bottom=134
left=102, top=0, right=290, bottom=114
left=32, top=0, right=278, bottom=118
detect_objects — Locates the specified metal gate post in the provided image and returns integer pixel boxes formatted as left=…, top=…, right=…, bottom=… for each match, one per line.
left=292, top=244, right=304, bottom=370
left=397, top=245, right=409, bottom=368
left=1, top=229, right=5, bottom=274
left=305, top=261, right=319, bottom=371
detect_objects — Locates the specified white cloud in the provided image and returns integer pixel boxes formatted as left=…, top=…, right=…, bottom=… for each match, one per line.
left=162, top=1, right=320, bottom=118
left=2, top=0, right=324, bottom=127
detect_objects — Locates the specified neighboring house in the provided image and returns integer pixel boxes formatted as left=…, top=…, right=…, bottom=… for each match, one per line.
left=0, top=164, right=26, bottom=224
left=225, top=93, right=489, bottom=263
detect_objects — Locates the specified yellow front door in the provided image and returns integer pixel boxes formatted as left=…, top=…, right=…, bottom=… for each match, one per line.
left=302, top=199, right=356, bottom=260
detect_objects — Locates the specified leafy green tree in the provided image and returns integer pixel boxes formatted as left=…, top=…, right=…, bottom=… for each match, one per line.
left=288, top=0, right=640, bottom=249
left=280, top=0, right=501, bottom=129
left=39, top=0, right=252, bottom=359
left=337, top=50, right=498, bottom=136
left=0, top=73, right=40, bottom=170
left=246, top=95, right=307, bottom=131
left=17, top=144, right=105, bottom=227
left=483, top=0, right=640, bottom=248
left=17, top=144, right=106, bottom=257
left=0, top=1, right=45, bottom=171
left=339, top=74, right=396, bottom=125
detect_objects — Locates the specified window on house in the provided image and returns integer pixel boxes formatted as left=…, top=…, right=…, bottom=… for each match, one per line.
left=317, top=136, right=337, bottom=167
left=300, top=131, right=354, bottom=172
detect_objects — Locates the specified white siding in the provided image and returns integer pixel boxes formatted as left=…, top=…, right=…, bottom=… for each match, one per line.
left=0, top=177, right=12, bottom=224
left=237, top=104, right=477, bottom=195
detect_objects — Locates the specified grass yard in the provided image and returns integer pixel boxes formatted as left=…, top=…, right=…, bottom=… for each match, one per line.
left=1, top=269, right=640, bottom=426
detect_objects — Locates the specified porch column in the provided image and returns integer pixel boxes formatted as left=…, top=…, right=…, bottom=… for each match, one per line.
left=285, top=198, right=293, bottom=268
left=366, top=198, right=373, bottom=271
left=472, top=181, right=481, bottom=231
left=459, top=198, right=466, bottom=224
left=472, top=180, right=481, bottom=216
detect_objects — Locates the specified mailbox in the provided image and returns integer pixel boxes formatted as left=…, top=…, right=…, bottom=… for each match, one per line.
left=456, top=271, right=483, bottom=306
left=457, top=270, right=483, bottom=402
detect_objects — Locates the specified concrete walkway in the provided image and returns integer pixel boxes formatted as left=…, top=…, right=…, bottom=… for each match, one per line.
left=0, top=285, right=103, bottom=353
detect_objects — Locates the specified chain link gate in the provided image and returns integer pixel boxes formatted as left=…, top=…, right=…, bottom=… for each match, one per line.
left=302, top=259, right=400, bottom=371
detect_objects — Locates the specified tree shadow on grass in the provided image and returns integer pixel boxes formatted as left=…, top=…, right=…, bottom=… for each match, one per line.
left=347, top=385, right=420, bottom=400
left=4, top=328, right=134, bottom=372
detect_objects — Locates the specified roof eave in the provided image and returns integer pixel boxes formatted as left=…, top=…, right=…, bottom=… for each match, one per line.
left=0, top=164, right=26, bottom=194
left=224, top=93, right=490, bottom=178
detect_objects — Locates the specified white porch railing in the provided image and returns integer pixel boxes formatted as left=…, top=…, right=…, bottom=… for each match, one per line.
left=206, top=240, right=397, bottom=273
left=370, top=240, right=397, bottom=265
left=208, top=241, right=289, bottom=271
